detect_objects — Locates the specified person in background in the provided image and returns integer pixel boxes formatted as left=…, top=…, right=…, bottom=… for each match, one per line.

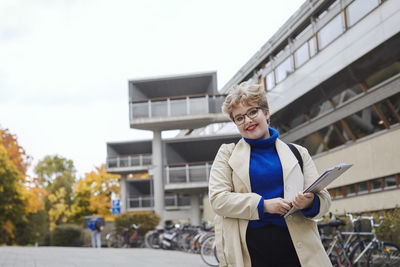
left=209, top=83, right=332, bottom=267
left=88, top=215, right=102, bottom=248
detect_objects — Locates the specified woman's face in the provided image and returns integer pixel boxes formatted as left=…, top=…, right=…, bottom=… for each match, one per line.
left=232, top=103, right=270, bottom=140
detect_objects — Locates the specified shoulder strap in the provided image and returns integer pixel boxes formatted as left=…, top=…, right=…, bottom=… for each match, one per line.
left=287, top=143, right=303, bottom=174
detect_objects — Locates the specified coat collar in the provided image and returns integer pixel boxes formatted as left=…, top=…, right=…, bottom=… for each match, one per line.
left=228, top=138, right=298, bottom=192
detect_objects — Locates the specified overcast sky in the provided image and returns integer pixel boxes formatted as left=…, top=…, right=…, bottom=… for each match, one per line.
left=0, top=0, right=303, bottom=178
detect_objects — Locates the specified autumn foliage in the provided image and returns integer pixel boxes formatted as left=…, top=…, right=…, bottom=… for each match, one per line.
left=71, top=165, right=120, bottom=222
left=0, top=126, right=120, bottom=245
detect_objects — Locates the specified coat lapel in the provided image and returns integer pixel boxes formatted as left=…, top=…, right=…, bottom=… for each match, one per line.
left=228, top=139, right=252, bottom=192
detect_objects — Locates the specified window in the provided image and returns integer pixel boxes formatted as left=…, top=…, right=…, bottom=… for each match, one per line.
left=346, top=0, right=379, bottom=27
left=294, top=42, right=309, bottom=68
left=335, top=187, right=344, bottom=198
left=370, top=178, right=382, bottom=191
left=384, top=175, right=397, bottom=189
left=275, top=56, right=294, bottom=83
left=308, top=37, right=318, bottom=57
left=346, top=184, right=356, bottom=196
left=358, top=182, right=368, bottom=194
left=318, top=13, right=345, bottom=49
left=266, top=72, right=275, bottom=90
left=294, top=24, right=312, bottom=41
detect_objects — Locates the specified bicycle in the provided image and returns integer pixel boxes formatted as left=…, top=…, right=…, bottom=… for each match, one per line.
left=106, top=224, right=145, bottom=248
left=318, top=218, right=351, bottom=267
left=200, top=234, right=219, bottom=267
left=106, top=229, right=123, bottom=248
left=348, top=216, right=400, bottom=266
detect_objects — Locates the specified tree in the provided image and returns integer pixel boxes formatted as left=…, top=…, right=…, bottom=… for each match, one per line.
left=0, top=128, right=31, bottom=177
left=34, top=155, right=75, bottom=189
left=70, top=165, right=120, bottom=223
left=0, top=127, right=43, bottom=244
left=34, top=155, right=76, bottom=230
left=0, top=145, right=26, bottom=244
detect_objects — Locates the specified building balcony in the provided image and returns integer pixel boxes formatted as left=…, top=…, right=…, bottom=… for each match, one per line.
left=164, top=162, right=212, bottom=193
left=129, top=94, right=228, bottom=130
left=127, top=194, right=190, bottom=210
left=106, top=154, right=152, bottom=173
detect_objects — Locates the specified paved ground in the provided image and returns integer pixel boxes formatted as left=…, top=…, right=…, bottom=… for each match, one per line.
left=0, top=246, right=209, bottom=267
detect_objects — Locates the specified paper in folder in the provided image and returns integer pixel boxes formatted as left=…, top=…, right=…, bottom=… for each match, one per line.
left=284, top=163, right=353, bottom=218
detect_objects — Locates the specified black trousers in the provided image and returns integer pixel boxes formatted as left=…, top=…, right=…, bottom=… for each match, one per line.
left=246, top=224, right=301, bottom=267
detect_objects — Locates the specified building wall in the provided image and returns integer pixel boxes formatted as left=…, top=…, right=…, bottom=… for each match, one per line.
left=201, top=127, right=400, bottom=222
left=329, top=188, right=400, bottom=214
left=314, top=126, right=400, bottom=186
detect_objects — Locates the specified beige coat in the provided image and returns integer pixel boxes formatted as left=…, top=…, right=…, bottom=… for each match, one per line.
left=209, top=138, right=332, bottom=267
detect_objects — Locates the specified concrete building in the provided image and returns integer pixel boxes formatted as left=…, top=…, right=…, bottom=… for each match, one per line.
left=107, top=0, right=400, bottom=223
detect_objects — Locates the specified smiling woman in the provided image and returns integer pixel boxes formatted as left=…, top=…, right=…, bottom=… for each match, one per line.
left=209, top=83, right=332, bottom=267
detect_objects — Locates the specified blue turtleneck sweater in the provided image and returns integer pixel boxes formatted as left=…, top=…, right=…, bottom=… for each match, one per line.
left=244, top=127, right=320, bottom=228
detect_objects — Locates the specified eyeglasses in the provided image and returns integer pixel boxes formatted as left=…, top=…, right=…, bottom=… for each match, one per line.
left=233, top=107, right=262, bottom=126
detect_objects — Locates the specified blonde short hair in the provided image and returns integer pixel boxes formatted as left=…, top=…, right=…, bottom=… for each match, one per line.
left=222, top=82, right=269, bottom=120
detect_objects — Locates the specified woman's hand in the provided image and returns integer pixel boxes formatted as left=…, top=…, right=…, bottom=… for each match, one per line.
left=264, top=198, right=292, bottom=215
left=292, top=192, right=314, bottom=210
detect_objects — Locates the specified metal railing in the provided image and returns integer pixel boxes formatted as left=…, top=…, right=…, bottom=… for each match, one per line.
left=127, top=194, right=191, bottom=209
left=165, top=162, right=212, bottom=184
left=130, top=94, right=226, bottom=120
left=106, top=154, right=152, bottom=169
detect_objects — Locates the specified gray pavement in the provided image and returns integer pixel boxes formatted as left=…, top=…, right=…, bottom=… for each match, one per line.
left=0, top=246, right=209, bottom=267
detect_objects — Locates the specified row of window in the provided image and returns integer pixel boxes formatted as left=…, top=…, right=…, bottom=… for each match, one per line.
left=249, top=0, right=382, bottom=90
left=271, top=62, right=400, bottom=156
left=328, top=173, right=399, bottom=199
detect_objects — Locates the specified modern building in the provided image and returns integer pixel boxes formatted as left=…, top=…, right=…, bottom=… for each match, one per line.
left=107, top=0, right=400, bottom=224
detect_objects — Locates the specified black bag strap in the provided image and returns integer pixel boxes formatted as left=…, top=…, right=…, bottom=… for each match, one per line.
left=287, top=143, right=303, bottom=174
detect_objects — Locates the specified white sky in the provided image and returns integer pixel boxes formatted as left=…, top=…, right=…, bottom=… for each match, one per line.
left=0, top=0, right=303, bottom=178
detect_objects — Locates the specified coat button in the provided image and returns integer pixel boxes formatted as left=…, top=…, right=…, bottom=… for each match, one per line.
left=286, top=185, right=291, bottom=191
left=297, top=242, right=303, bottom=248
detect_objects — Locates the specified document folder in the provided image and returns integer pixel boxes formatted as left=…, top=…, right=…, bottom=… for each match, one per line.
left=284, top=163, right=353, bottom=218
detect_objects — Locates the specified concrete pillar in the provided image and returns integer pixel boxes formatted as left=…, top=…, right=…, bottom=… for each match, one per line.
left=190, top=194, right=201, bottom=226
left=121, top=174, right=127, bottom=213
left=152, top=130, right=164, bottom=219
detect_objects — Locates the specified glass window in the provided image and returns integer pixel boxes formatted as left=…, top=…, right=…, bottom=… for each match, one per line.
left=335, top=187, right=344, bottom=198
left=318, top=13, right=345, bottom=49
left=294, top=24, right=312, bottom=41
left=294, top=42, right=309, bottom=68
left=346, top=184, right=356, bottom=196
left=365, top=62, right=400, bottom=88
left=358, top=182, right=368, bottom=194
left=308, top=37, right=317, bottom=57
left=275, top=56, right=294, bottom=83
left=266, top=72, right=275, bottom=90
left=370, top=178, right=382, bottom=191
left=384, top=175, right=397, bottom=189
left=346, top=0, right=379, bottom=27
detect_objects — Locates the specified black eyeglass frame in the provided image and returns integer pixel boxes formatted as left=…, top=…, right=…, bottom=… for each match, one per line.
left=232, top=107, right=263, bottom=126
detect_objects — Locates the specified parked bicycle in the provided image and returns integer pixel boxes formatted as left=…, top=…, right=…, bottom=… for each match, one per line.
left=106, top=224, right=145, bottom=248
left=200, top=234, right=219, bottom=267
left=318, top=213, right=400, bottom=266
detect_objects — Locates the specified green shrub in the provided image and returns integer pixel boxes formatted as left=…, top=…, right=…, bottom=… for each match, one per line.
left=51, top=224, right=83, bottom=247
left=376, top=209, right=400, bottom=246
left=114, top=211, right=160, bottom=235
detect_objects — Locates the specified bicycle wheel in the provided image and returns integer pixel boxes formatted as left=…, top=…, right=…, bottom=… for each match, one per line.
left=200, top=235, right=219, bottom=267
left=330, top=243, right=351, bottom=267
left=367, top=242, right=400, bottom=267
left=349, top=239, right=371, bottom=266
left=106, top=232, right=123, bottom=248
left=145, top=231, right=160, bottom=249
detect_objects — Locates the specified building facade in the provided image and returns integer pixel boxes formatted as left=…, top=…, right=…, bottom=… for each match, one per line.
left=107, top=0, right=400, bottom=224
